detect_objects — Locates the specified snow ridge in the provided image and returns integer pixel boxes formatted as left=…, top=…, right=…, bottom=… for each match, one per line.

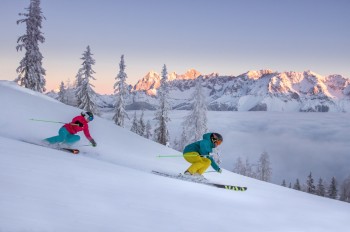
left=49, top=69, right=350, bottom=112
left=116, top=69, right=350, bottom=112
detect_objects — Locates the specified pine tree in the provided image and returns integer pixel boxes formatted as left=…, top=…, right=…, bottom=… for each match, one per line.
left=60, top=78, right=75, bottom=106
left=144, top=120, right=152, bottom=139
left=182, top=76, right=208, bottom=142
left=15, top=0, right=46, bottom=93
left=172, top=137, right=181, bottom=152
left=75, top=70, right=83, bottom=107
left=64, top=78, right=76, bottom=106
left=113, top=55, right=129, bottom=127
left=245, top=157, right=255, bottom=178
left=130, top=112, right=139, bottom=134
left=339, top=176, right=350, bottom=203
left=154, top=65, right=171, bottom=145
left=293, top=178, right=301, bottom=191
left=281, top=180, right=287, bottom=187
left=233, top=157, right=245, bottom=175
left=66, top=78, right=72, bottom=89
left=58, top=81, right=66, bottom=104
left=306, top=172, right=316, bottom=194
left=316, top=178, right=326, bottom=197
left=138, top=110, right=146, bottom=136
left=327, top=177, right=338, bottom=199
left=256, top=152, right=272, bottom=182
left=177, top=126, right=189, bottom=152
left=75, top=46, right=98, bottom=114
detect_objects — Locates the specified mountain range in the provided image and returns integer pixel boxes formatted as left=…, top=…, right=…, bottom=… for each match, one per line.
left=57, top=69, right=350, bottom=112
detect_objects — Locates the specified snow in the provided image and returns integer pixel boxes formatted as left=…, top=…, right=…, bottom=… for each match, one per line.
left=237, top=95, right=262, bottom=111
left=1, top=80, right=350, bottom=232
left=121, top=69, right=350, bottom=112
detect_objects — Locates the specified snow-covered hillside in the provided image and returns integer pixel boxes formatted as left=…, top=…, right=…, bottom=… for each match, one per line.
left=1, top=80, right=350, bottom=232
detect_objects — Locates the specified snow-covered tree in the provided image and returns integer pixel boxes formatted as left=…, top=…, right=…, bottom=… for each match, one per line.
left=113, top=55, right=129, bottom=127
left=306, top=172, right=316, bottom=194
left=58, top=81, right=66, bottom=104
left=15, top=0, right=46, bottom=93
left=339, top=176, right=350, bottom=203
left=75, top=46, right=98, bottom=114
left=66, top=78, right=72, bottom=89
left=74, top=70, right=83, bottom=107
left=131, top=111, right=146, bottom=137
left=130, top=111, right=139, bottom=134
left=138, top=110, right=146, bottom=136
left=154, top=64, right=171, bottom=145
left=63, top=78, right=76, bottom=106
left=281, top=180, right=287, bottom=187
left=182, top=76, right=207, bottom=143
left=327, top=176, right=338, bottom=199
left=233, top=156, right=256, bottom=178
left=316, top=178, right=326, bottom=197
left=244, top=158, right=255, bottom=178
left=177, top=126, right=189, bottom=152
left=172, top=137, right=181, bottom=151
left=256, top=152, right=272, bottom=182
left=144, top=120, right=152, bottom=139
left=293, top=178, right=301, bottom=191
left=233, top=157, right=245, bottom=175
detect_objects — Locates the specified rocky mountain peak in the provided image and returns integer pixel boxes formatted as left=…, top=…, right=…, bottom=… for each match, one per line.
left=133, top=71, right=160, bottom=93
left=245, top=69, right=274, bottom=80
left=128, top=69, right=350, bottom=112
left=176, top=69, right=201, bottom=80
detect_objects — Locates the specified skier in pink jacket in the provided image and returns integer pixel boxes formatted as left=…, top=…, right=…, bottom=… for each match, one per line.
left=44, top=111, right=97, bottom=147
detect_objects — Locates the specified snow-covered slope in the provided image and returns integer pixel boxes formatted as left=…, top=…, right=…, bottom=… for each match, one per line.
left=1, top=80, right=349, bottom=232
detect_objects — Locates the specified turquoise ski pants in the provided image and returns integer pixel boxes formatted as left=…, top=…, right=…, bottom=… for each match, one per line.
left=45, top=127, right=80, bottom=145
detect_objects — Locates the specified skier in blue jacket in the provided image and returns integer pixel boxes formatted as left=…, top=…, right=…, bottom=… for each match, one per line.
left=183, top=133, right=223, bottom=176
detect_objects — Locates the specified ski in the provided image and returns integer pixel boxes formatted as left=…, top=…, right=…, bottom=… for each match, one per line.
left=59, top=148, right=80, bottom=154
left=20, top=140, right=80, bottom=154
left=152, top=171, right=247, bottom=191
left=209, top=183, right=247, bottom=191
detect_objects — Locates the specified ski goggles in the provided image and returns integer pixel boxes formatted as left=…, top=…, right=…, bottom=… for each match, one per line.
left=212, top=138, right=222, bottom=147
left=85, top=114, right=94, bottom=121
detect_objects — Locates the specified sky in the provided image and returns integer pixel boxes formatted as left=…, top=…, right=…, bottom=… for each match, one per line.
left=1, top=0, right=350, bottom=94
left=1, top=80, right=350, bottom=231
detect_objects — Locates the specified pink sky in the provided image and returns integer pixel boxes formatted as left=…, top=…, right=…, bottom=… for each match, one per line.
left=1, top=0, right=350, bottom=94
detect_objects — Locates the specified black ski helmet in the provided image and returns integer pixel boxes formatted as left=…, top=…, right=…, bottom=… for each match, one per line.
left=81, top=111, right=94, bottom=121
left=211, top=133, right=223, bottom=145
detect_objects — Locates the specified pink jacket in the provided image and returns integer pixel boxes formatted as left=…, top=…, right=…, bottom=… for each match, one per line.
left=64, top=115, right=93, bottom=141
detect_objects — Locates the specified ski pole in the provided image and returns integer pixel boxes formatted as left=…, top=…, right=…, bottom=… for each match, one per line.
left=156, top=155, right=183, bottom=158
left=30, top=118, right=67, bottom=124
left=156, top=154, right=211, bottom=158
left=30, top=118, right=79, bottom=126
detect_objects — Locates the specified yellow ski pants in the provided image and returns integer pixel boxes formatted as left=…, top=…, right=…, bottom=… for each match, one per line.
left=183, top=152, right=211, bottom=174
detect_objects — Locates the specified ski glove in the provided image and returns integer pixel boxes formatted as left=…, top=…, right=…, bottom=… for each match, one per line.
left=218, top=168, right=222, bottom=173
left=74, top=120, right=84, bottom=127
left=90, top=139, right=97, bottom=147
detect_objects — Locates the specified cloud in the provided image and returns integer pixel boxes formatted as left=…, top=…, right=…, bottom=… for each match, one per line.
left=207, top=112, right=350, bottom=184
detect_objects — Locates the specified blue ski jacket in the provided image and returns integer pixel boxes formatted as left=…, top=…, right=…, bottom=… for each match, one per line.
left=183, top=133, right=221, bottom=172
